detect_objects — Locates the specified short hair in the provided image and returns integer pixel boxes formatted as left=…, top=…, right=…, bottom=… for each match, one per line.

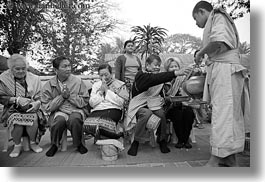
left=7, top=54, right=28, bottom=69
left=164, top=57, right=181, bottom=71
left=145, top=54, right=162, bottom=65
left=124, top=40, right=134, bottom=49
left=52, top=56, right=69, bottom=69
left=98, top=63, right=112, bottom=74
left=192, top=1, right=213, bottom=15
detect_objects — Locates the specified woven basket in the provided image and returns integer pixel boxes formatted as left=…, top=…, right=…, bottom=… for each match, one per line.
left=100, top=144, right=118, bottom=161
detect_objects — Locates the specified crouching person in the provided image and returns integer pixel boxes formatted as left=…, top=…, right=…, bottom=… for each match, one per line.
left=41, top=56, right=90, bottom=157
left=125, top=55, right=192, bottom=156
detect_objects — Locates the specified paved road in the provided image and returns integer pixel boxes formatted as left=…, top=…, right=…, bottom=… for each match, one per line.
left=0, top=124, right=250, bottom=167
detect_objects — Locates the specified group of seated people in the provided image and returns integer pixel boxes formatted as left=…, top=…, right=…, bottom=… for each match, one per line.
left=0, top=41, right=198, bottom=158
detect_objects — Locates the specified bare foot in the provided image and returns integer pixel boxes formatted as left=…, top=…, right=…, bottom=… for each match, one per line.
left=204, top=155, right=221, bottom=167
left=219, top=154, right=239, bottom=167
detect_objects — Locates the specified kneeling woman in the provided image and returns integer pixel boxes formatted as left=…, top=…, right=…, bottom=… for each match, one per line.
left=85, top=63, right=128, bottom=140
left=0, top=54, right=44, bottom=157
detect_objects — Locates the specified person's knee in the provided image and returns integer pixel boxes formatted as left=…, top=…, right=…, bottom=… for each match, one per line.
left=153, top=108, right=166, bottom=120
left=11, top=125, right=24, bottom=136
left=68, top=113, right=83, bottom=127
left=136, top=108, right=152, bottom=119
left=54, top=116, right=67, bottom=127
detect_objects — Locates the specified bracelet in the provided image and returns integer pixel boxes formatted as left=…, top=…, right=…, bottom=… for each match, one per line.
left=15, top=97, right=20, bottom=105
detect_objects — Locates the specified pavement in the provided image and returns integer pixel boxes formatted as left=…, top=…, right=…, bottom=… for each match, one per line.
left=0, top=123, right=250, bottom=167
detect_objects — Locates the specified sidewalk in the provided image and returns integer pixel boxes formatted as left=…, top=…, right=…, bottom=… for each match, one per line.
left=0, top=124, right=250, bottom=167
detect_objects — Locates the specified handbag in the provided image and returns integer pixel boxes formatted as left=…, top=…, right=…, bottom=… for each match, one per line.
left=7, top=112, right=38, bottom=127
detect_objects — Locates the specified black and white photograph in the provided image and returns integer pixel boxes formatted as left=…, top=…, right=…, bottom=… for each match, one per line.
left=0, top=0, right=262, bottom=181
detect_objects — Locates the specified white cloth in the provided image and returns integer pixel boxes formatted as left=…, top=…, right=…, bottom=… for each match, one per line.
left=95, top=139, right=124, bottom=152
left=89, top=80, right=125, bottom=112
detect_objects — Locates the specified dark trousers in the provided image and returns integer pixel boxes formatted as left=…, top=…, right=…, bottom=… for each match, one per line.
left=50, top=112, right=83, bottom=147
left=135, top=107, right=167, bottom=142
left=166, top=105, right=194, bottom=143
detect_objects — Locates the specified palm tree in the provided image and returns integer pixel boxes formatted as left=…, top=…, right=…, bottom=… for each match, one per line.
left=163, top=34, right=202, bottom=54
left=131, top=24, right=168, bottom=59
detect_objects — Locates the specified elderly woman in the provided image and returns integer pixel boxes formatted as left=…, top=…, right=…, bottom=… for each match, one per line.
left=41, top=56, right=90, bottom=157
left=0, top=54, right=44, bottom=157
left=84, top=63, right=128, bottom=140
left=163, top=57, right=195, bottom=149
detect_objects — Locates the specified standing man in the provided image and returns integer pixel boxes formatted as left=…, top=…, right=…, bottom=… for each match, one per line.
left=192, top=1, right=249, bottom=166
left=42, top=56, right=90, bottom=157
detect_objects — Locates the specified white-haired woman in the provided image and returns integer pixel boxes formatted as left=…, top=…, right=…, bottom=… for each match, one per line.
left=0, top=54, right=45, bottom=157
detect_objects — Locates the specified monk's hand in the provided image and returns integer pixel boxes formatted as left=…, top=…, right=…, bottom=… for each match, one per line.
left=194, top=50, right=204, bottom=65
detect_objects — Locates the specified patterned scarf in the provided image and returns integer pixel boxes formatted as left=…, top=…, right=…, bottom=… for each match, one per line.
left=124, top=84, right=164, bottom=131
left=0, top=69, right=41, bottom=99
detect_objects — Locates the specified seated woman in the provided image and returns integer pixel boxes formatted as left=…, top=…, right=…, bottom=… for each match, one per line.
left=41, top=56, right=90, bottom=157
left=84, top=63, right=128, bottom=140
left=0, top=54, right=45, bottom=157
left=163, top=57, right=195, bottom=149
left=125, top=54, right=192, bottom=156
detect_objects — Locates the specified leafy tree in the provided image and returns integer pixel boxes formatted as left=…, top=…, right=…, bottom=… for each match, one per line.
left=0, top=0, right=50, bottom=54
left=113, top=37, right=125, bottom=54
left=131, top=24, right=168, bottom=59
left=98, top=43, right=116, bottom=61
left=211, top=0, right=250, bottom=19
left=163, top=34, right=202, bottom=54
left=36, top=0, right=121, bottom=74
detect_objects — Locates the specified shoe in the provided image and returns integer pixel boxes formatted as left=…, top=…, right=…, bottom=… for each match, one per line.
left=93, top=125, right=100, bottom=144
left=175, top=142, right=184, bottom=149
left=184, top=142, right=192, bottom=149
left=159, top=140, right=170, bottom=153
left=9, top=144, right=22, bottom=158
left=77, top=144, right=88, bottom=154
left=46, top=144, right=58, bottom=157
left=30, top=142, right=43, bottom=153
left=127, top=141, right=139, bottom=156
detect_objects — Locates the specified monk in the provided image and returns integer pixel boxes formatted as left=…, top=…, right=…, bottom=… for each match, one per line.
left=192, top=1, right=250, bottom=167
